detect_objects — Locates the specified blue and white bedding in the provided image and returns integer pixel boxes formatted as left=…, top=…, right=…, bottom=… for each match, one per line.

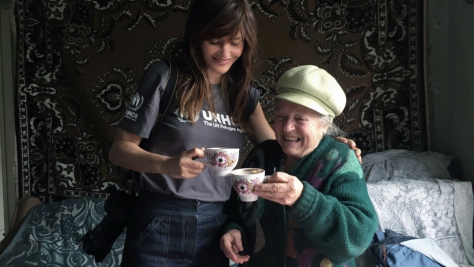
left=0, top=197, right=125, bottom=267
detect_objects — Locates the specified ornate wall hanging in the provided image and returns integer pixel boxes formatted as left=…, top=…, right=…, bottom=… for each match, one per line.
left=13, top=0, right=426, bottom=201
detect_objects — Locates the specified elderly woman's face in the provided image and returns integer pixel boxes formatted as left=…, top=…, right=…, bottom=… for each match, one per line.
left=274, top=99, right=328, bottom=160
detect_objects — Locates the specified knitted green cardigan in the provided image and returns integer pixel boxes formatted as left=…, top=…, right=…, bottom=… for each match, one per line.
left=223, top=137, right=378, bottom=267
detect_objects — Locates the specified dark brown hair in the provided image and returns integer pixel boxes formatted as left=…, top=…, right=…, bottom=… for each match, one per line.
left=176, top=0, right=258, bottom=126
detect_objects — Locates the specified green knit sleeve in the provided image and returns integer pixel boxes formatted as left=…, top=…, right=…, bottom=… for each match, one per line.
left=289, top=146, right=378, bottom=264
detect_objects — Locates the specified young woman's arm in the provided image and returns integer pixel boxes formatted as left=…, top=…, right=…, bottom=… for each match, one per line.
left=109, top=128, right=206, bottom=178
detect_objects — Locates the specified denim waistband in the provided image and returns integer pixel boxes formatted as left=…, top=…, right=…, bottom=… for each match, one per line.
left=136, top=191, right=225, bottom=216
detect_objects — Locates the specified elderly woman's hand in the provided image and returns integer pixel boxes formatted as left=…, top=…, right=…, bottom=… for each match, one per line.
left=253, top=172, right=304, bottom=207
left=220, top=229, right=250, bottom=264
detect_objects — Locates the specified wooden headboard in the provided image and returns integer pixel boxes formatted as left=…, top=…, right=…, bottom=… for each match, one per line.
left=13, top=0, right=426, bottom=201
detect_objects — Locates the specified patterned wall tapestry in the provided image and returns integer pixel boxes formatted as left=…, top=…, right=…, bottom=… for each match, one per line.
left=13, top=0, right=426, bottom=201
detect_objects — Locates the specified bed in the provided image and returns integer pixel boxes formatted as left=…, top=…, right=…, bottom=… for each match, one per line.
left=0, top=149, right=473, bottom=267
left=357, top=149, right=474, bottom=267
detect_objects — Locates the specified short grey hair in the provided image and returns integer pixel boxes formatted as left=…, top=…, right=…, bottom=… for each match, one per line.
left=319, top=115, right=347, bottom=138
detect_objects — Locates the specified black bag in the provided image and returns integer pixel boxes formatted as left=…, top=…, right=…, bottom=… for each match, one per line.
left=80, top=181, right=137, bottom=262
left=80, top=61, right=178, bottom=262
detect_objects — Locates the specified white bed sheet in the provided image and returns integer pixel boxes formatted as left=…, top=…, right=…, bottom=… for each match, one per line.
left=362, top=149, right=474, bottom=266
left=367, top=178, right=474, bottom=266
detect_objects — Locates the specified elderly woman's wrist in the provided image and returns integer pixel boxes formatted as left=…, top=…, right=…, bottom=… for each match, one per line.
left=289, top=183, right=316, bottom=219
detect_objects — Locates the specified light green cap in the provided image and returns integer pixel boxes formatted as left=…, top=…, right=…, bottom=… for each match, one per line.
left=275, top=65, right=346, bottom=117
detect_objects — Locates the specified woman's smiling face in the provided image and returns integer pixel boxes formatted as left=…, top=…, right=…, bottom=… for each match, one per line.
left=201, top=33, right=244, bottom=84
left=274, top=99, right=328, bottom=161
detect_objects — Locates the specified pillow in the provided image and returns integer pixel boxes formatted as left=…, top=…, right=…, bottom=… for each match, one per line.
left=362, top=149, right=454, bottom=183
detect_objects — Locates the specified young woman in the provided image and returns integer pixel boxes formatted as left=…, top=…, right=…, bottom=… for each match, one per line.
left=109, top=0, right=274, bottom=266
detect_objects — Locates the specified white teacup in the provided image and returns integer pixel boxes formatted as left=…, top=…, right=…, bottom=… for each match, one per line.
left=202, top=147, right=239, bottom=177
left=230, top=168, right=265, bottom=202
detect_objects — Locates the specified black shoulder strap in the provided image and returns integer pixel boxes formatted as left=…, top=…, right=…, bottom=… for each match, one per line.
left=122, top=61, right=178, bottom=190
left=139, top=61, right=178, bottom=150
left=155, top=61, right=179, bottom=133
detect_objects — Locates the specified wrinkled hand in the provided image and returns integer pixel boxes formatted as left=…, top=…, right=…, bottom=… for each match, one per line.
left=335, top=137, right=362, bottom=163
left=220, top=229, right=250, bottom=264
left=161, top=148, right=207, bottom=179
left=253, top=172, right=304, bottom=207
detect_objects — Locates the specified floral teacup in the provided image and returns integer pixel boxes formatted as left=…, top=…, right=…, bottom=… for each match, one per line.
left=231, top=168, right=265, bottom=202
left=202, top=147, right=239, bottom=177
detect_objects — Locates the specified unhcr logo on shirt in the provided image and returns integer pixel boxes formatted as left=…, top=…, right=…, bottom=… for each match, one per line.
left=201, top=110, right=245, bottom=133
left=173, top=108, right=244, bottom=133
left=124, top=93, right=144, bottom=121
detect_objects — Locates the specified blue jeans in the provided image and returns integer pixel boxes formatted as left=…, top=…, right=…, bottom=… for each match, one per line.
left=370, top=229, right=443, bottom=267
left=121, top=191, right=229, bottom=267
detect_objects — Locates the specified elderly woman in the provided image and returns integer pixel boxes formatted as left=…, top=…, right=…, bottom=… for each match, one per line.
left=220, top=65, right=378, bottom=267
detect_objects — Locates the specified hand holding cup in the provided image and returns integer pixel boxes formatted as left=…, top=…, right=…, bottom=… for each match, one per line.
left=252, top=172, right=304, bottom=207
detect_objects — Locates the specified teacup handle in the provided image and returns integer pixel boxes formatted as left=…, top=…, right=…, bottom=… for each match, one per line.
left=263, top=168, right=276, bottom=183
left=263, top=175, right=271, bottom=183
left=197, top=158, right=211, bottom=167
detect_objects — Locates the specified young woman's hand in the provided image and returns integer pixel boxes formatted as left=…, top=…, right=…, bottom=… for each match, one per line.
left=335, top=137, right=362, bottom=163
left=220, top=229, right=250, bottom=264
left=160, top=148, right=207, bottom=179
